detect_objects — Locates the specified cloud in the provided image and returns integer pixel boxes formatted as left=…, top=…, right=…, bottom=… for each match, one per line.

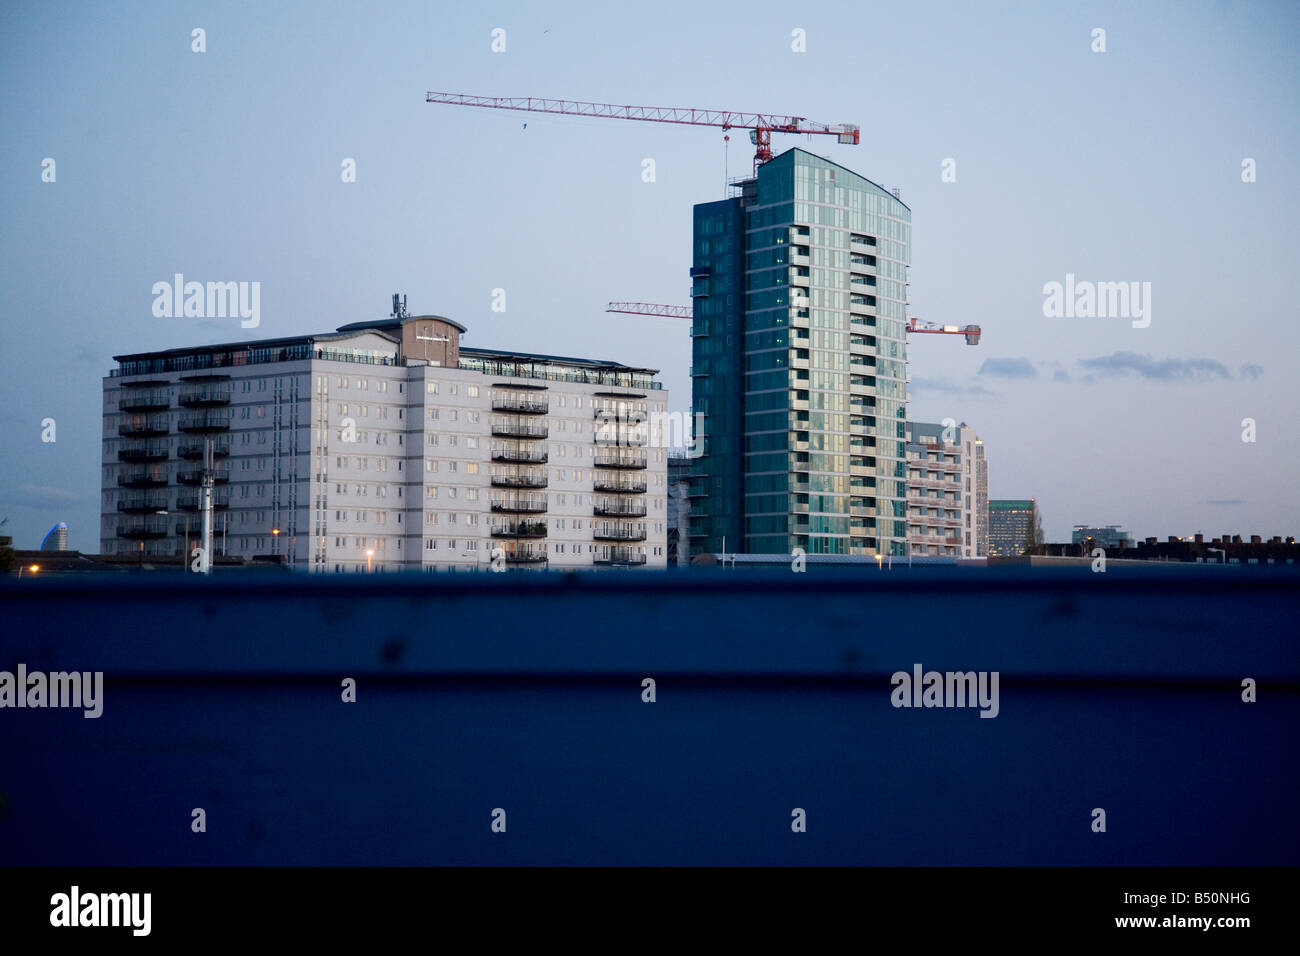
left=1077, top=352, right=1263, bottom=381
left=5, top=484, right=89, bottom=510
left=1052, top=369, right=1070, bottom=382
left=909, top=377, right=996, bottom=396
left=977, top=357, right=1037, bottom=379
left=1206, top=499, right=1246, bottom=506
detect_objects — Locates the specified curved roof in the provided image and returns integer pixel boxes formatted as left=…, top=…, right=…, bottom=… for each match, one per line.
left=336, top=315, right=469, bottom=335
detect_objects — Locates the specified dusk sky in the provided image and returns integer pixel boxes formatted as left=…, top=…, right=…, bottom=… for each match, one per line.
left=1, top=0, right=1296, bottom=549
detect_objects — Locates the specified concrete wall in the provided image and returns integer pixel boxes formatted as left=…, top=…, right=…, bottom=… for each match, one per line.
left=1, top=568, right=1296, bottom=865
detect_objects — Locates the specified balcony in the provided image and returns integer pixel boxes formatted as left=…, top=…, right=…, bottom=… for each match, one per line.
left=593, top=478, right=647, bottom=495
left=177, top=492, right=231, bottom=510
left=117, top=493, right=168, bottom=513
left=118, top=415, right=170, bottom=437
left=178, top=410, right=232, bottom=432
left=594, top=428, right=648, bottom=447
left=504, top=547, right=549, bottom=565
left=177, top=439, right=231, bottom=459
left=594, top=548, right=648, bottom=566
left=491, top=420, right=548, bottom=439
left=491, top=444, right=548, bottom=464
left=593, top=525, right=647, bottom=542
left=491, top=396, right=549, bottom=415
left=592, top=404, right=649, bottom=420
left=118, top=441, right=169, bottom=462
left=594, top=450, right=648, bottom=470
left=178, top=386, right=232, bottom=407
left=790, top=271, right=810, bottom=288
left=119, top=391, right=170, bottom=411
left=116, top=517, right=170, bottom=539
left=594, top=500, right=647, bottom=518
left=491, top=495, right=548, bottom=515
left=849, top=298, right=875, bottom=315
left=117, top=468, right=168, bottom=488
left=177, top=468, right=230, bottom=484
left=490, top=470, right=548, bottom=489
left=490, top=520, right=547, bottom=539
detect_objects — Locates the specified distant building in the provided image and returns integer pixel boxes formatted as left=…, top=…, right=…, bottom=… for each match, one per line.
left=666, top=455, right=694, bottom=568
left=904, top=422, right=986, bottom=558
left=1004, top=533, right=1297, bottom=566
left=974, top=441, right=989, bottom=556
left=40, top=522, right=69, bottom=551
left=101, top=308, right=670, bottom=572
left=688, top=148, right=913, bottom=559
left=988, top=499, right=1037, bottom=556
left=1072, top=525, right=1130, bottom=550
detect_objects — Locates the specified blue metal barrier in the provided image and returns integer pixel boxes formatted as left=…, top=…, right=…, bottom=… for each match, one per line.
left=1, top=568, right=1297, bottom=865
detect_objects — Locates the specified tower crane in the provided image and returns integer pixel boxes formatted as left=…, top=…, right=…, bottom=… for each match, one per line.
left=606, top=303, right=982, bottom=345
left=426, top=92, right=859, bottom=172
left=906, top=317, right=981, bottom=346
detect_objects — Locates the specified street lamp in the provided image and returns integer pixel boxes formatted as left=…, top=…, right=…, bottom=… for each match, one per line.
left=365, top=548, right=374, bottom=573
left=18, top=564, right=39, bottom=579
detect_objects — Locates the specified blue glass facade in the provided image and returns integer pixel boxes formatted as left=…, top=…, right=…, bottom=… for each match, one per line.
left=690, top=149, right=911, bottom=557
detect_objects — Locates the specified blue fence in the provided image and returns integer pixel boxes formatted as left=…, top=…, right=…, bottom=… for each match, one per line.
left=1, top=568, right=1297, bottom=865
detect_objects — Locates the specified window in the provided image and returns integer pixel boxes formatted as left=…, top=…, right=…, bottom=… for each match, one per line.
left=465, top=463, right=478, bottom=474
left=467, top=385, right=479, bottom=397
left=425, top=460, right=437, bottom=473
left=427, top=382, right=439, bottom=395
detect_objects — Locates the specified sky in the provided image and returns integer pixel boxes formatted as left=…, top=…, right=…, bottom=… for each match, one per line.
left=0, top=0, right=1297, bottom=550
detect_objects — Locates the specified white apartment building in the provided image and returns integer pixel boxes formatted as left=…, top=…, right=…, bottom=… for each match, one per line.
left=101, top=311, right=670, bottom=571
left=904, top=421, right=987, bottom=559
